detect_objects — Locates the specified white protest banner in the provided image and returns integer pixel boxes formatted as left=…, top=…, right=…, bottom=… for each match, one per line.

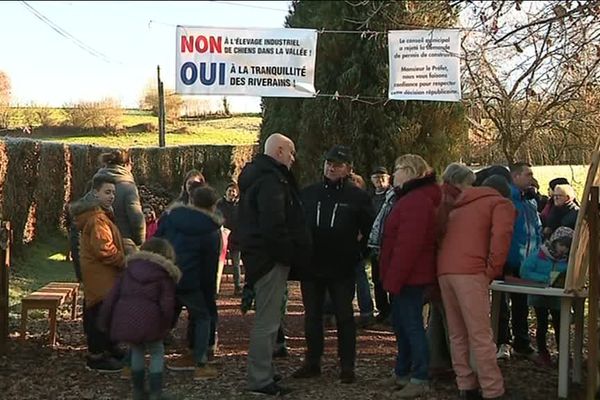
left=388, top=29, right=461, bottom=102
left=176, top=26, right=317, bottom=97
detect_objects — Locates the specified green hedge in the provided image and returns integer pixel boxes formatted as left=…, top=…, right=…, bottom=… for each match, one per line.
left=0, top=138, right=257, bottom=253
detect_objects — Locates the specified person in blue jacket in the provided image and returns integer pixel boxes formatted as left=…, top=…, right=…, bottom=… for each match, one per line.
left=521, top=227, right=573, bottom=368
left=497, top=162, right=542, bottom=360
left=155, top=185, right=222, bottom=380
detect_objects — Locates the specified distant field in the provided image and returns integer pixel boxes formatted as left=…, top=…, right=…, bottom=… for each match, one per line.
left=7, top=108, right=261, bottom=146
left=8, top=107, right=156, bottom=128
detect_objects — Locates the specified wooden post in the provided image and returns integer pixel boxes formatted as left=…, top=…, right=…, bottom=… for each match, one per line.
left=587, top=186, right=599, bottom=400
left=157, top=65, right=166, bottom=148
left=0, top=221, right=12, bottom=355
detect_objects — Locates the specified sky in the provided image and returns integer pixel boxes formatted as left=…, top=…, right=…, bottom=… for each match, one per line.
left=0, top=1, right=292, bottom=112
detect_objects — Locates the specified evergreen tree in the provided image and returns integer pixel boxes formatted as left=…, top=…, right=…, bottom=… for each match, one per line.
left=260, top=0, right=467, bottom=183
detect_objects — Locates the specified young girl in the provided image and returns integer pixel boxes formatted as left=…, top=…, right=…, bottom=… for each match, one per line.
left=144, top=205, right=158, bottom=240
left=100, top=238, right=182, bottom=400
left=520, top=226, right=574, bottom=368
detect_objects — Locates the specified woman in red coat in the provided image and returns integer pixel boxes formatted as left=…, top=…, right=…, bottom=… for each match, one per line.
left=379, top=154, right=441, bottom=398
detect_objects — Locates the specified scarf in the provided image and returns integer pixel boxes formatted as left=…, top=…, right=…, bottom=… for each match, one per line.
left=367, top=189, right=396, bottom=251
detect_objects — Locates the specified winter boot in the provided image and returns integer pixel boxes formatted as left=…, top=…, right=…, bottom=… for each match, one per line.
left=131, top=369, right=146, bottom=400
left=148, top=372, right=174, bottom=400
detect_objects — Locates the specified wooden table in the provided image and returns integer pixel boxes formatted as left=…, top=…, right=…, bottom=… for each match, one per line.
left=490, top=281, right=586, bottom=399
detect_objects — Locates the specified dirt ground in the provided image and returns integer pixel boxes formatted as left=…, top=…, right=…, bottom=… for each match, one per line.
left=0, top=279, right=586, bottom=399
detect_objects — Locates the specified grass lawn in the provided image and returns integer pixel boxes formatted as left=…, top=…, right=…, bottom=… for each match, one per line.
left=8, top=234, right=76, bottom=312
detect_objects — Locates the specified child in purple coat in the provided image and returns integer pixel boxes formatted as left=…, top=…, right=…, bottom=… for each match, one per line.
left=100, top=238, right=181, bottom=400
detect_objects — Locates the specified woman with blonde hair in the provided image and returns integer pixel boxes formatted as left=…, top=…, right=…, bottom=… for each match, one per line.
left=379, top=154, right=441, bottom=398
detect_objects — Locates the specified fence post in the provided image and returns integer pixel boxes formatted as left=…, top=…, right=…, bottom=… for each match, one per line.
left=157, top=65, right=166, bottom=148
left=0, top=221, right=12, bottom=355
left=587, top=186, right=599, bottom=400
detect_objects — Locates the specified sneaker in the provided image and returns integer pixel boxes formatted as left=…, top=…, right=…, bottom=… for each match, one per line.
left=194, top=364, right=218, bottom=380
left=273, top=347, right=289, bottom=358
left=120, top=365, right=131, bottom=380
left=384, top=372, right=409, bottom=390
left=534, top=351, right=553, bottom=369
left=460, top=388, right=483, bottom=400
left=86, top=355, right=123, bottom=373
left=291, top=363, right=321, bottom=379
left=496, top=344, right=511, bottom=360
left=109, top=347, right=127, bottom=362
left=167, top=353, right=196, bottom=371
left=396, top=381, right=432, bottom=398
left=249, top=382, right=292, bottom=396
left=340, top=369, right=356, bottom=384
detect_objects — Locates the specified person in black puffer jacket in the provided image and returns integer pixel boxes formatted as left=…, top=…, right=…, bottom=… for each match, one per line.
left=237, top=133, right=311, bottom=396
left=292, top=145, right=374, bottom=384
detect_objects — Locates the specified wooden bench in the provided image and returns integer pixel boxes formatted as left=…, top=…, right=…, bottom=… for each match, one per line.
left=20, top=282, right=80, bottom=346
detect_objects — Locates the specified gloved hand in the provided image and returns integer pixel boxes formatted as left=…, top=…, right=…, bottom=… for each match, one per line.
left=240, top=284, right=256, bottom=315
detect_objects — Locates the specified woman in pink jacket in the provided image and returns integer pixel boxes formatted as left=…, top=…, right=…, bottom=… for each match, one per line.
left=437, top=175, right=516, bottom=400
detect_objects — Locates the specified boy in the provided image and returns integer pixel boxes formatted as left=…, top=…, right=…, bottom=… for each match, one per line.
left=71, top=175, right=125, bottom=372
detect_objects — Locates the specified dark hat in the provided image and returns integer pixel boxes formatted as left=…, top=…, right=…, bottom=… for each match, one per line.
left=371, top=166, right=389, bottom=175
left=549, top=177, right=570, bottom=190
left=325, top=145, right=353, bottom=164
left=474, top=165, right=512, bottom=187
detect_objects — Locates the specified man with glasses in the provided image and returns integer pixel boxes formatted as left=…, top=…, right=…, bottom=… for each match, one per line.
left=293, top=145, right=374, bottom=384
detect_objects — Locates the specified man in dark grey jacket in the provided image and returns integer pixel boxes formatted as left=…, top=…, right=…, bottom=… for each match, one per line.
left=238, top=133, right=310, bottom=396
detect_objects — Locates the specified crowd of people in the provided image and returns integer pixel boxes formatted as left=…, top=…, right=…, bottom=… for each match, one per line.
left=67, top=133, right=581, bottom=399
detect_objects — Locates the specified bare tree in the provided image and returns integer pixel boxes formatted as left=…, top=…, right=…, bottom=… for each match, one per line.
left=458, top=0, right=600, bottom=164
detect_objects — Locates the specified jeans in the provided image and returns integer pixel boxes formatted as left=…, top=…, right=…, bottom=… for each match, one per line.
left=391, top=286, right=429, bottom=383
left=498, top=293, right=532, bottom=350
left=534, top=307, right=560, bottom=354
left=176, top=290, right=213, bottom=366
left=131, top=341, right=164, bottom=374
left=370, top=254, right=391, bottom=318
left=230, top=249, right=242, bottom=289
left=301, top=277, right=356, bottom=371
left=247, top=265, right=290, bottom=390
left=83, top=301, right=114, bottom=355
left=355, top=260, right=374, bottom=317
